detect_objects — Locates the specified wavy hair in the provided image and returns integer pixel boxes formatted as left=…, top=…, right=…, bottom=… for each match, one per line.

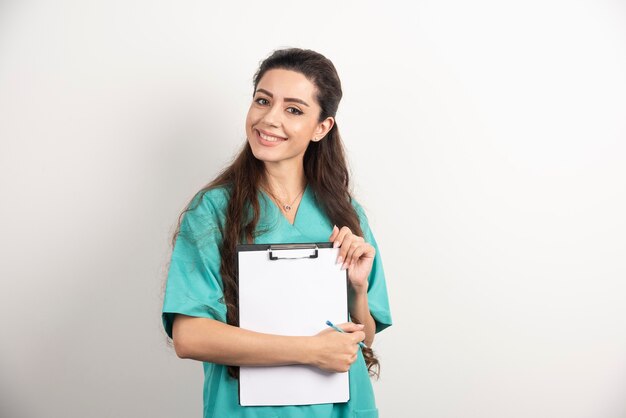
left=169, top=48, right=380, bottom=379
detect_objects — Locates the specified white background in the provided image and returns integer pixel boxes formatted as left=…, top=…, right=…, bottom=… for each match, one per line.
left=1, top=1, right=625, bottom=417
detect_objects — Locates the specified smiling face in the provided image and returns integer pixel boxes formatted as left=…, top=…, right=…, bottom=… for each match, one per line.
left=245, top=69, right=334, bottom=167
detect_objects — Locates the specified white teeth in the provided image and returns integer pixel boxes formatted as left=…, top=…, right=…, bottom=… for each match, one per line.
left=259, top=131, right=284, bottom=142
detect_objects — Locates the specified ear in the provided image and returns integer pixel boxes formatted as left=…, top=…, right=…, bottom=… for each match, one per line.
left=312, top=117, right=335, bottom=142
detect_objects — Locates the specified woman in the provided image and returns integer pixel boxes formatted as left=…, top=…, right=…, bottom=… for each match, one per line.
left=162, top=48, right=392, bottom=418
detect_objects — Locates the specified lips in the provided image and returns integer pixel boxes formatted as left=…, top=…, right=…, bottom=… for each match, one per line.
left=256, top=129, right=287, bottom=142
left=255, top=128, right=287, bottom=147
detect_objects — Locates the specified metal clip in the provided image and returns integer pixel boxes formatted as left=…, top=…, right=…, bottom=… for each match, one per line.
left=268, top=244, right=319, bottom=260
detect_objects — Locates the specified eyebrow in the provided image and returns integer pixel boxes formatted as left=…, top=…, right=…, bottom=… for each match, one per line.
left=255, top=88, right=310, bottom=107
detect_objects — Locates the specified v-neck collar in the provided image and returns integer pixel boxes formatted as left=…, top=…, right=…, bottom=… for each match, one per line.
left=259, top=183, right=311, bottom=228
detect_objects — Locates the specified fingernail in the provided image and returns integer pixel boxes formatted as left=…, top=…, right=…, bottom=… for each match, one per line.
left=337, top=256, right=343, bottom=265
left=358, top=324, right=365, bottom=328
left=342, top=262, right=348, bottom=270
left=333, top=241, right=339, bottom=248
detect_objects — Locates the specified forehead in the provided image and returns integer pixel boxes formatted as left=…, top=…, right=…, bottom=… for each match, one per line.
left=256, top=69, right=318, bottom=104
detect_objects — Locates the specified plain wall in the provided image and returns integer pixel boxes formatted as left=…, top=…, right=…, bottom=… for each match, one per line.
left=1, top=1, right=625, bottom=417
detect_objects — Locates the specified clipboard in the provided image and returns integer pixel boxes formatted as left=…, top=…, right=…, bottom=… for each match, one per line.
left=236, top=242, right=350, bottom=406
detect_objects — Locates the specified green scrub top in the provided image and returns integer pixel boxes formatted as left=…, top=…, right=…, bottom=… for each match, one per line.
left=162, top=184, right=392, bottom=418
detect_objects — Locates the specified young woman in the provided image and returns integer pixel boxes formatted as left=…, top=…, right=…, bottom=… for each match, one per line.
left=162, top=48, right=392, bottom=418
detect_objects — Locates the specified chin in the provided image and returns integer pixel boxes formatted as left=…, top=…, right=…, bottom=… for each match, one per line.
left=248, top=145, right=280, bottom=163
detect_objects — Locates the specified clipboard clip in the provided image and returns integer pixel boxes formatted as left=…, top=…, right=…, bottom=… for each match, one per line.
left=268, top=244, right=319, bottom=261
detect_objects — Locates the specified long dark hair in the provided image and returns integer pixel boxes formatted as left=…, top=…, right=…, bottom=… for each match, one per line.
left=169, top=48, right=380, bottom=378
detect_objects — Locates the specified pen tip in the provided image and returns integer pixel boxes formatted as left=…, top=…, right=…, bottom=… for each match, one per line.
left=325, top=320, right=332, bottom=326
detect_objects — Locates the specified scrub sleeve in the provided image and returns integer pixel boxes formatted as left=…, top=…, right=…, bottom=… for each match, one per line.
left=162, top=186, right=392, bottom=418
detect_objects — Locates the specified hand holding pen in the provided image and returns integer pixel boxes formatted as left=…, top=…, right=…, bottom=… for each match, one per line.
left=311, top=322, right=366, bottom=373
left=326, top=320, right=367, bottom=348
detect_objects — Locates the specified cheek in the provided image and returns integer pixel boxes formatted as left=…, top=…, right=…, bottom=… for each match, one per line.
left=245, top=109, right=256, bottom=131
left=289, top=120, right=316, bottom=138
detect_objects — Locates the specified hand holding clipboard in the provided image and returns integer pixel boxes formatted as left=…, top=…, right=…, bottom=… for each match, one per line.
left=329, top=225, right=376, bottom=293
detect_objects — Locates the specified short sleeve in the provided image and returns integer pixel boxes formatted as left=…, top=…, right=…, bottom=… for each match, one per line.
left=353, top=201, right=393, bottom=333
left=161, top=191, right=228, bottom=339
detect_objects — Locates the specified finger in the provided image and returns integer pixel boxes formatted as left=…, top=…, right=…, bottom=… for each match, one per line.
left=364, top=243, right=376, bottom=258
left=338, top=233, right=363, bottom=266
left=352, top=243, right=375, bottom=268
left=333, top=226, right=352, bottom=249
left=337, top=322, right=365, bottom=333
left=328, top=225, right=339, bottom=243
left=352, top=331, right=366, bottom=344
left=352, top=244, right=376, bottom=267
left=345, top=242, right=363, bottom=269
left=335, top=229, right=353, bottom=265
left=338, top=235, right=356, bottom=267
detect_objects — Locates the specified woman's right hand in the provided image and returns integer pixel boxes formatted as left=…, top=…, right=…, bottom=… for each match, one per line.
left=309, top=322, right=366, bottom=373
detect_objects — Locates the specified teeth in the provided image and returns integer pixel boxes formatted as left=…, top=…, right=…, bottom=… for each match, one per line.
left=259, top=131, right=284, bottom=142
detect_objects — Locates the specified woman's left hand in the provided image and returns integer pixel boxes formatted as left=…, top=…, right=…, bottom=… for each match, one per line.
left=329, top=225, right=376, bottom=294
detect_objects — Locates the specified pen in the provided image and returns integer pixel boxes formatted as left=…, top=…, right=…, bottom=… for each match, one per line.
left=325, top=320, right=367, bottom=349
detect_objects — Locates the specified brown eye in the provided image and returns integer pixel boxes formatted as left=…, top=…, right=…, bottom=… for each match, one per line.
left=255, top=98, right=269, bottom=105
left=287, top=107, right=303, bottom=115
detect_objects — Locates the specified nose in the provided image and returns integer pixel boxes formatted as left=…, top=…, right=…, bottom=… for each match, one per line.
left=260, top=102, right=282, bottom=127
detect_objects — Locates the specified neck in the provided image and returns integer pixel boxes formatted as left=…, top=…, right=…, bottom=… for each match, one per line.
left=263, top=160, right=307, bottom=200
